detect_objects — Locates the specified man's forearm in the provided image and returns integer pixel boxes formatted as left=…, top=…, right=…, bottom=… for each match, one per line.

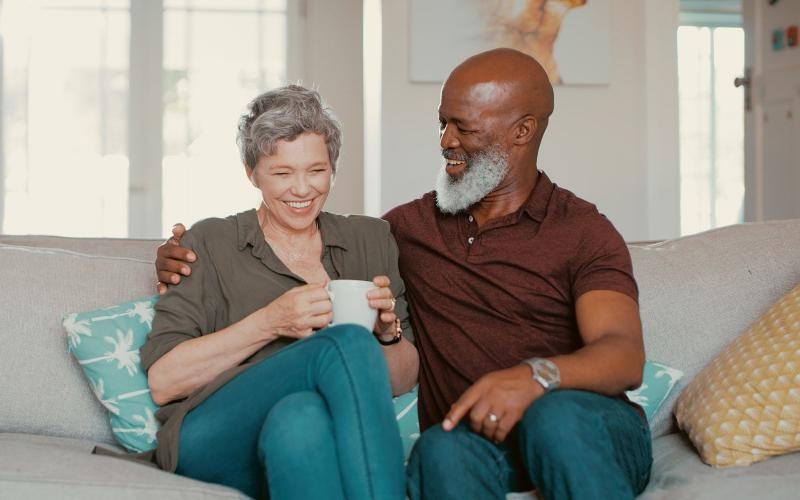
left=547, top=334, right=644, bottom=395
left=383, top=338, right=419, bottom=396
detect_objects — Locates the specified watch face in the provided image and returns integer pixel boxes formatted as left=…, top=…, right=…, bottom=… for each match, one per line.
left=535, top=359, right=560, bottom=386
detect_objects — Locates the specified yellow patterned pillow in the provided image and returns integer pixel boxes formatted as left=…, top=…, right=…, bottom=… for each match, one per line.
left=675, top=283, right=800, bottom=467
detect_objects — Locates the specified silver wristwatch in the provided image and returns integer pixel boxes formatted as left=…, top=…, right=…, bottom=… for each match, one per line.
left=521, top=358, right=560, bottom=392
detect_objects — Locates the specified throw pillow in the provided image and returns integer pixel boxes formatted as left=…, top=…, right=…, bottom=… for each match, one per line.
left=675, top=283, right=800, bottom=467
left=64, top=295, right=160, bottom=453
left=393, top=386, right=420, bottom=461
left=625, top=360, right=684, bottom=422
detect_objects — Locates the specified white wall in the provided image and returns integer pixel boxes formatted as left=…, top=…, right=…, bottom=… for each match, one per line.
left=378, top=0, right=681, bottom=241
left=301, top=0, right=365, bottom=216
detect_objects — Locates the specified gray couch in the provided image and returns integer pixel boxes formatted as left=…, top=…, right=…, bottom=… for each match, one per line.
left=2, top=219, right=800, bottom=499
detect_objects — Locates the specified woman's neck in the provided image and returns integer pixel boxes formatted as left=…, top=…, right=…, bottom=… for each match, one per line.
left=257, top=206, right=319, bottom=242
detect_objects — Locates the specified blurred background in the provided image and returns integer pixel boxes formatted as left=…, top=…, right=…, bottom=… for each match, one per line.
left=0, top=0, right=797, bottom=242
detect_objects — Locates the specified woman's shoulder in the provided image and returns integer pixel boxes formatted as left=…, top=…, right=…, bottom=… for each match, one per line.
left=184, top=210, right=252, bottom=247
left=320, top=212, right=391, bottom=237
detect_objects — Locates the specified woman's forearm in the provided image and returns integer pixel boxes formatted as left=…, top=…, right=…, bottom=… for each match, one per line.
left=148, top=309, right=277, bottom=405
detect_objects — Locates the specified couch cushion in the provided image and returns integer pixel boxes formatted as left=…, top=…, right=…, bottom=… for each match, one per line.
left=65, top=295, right=162, bottom=453
left=674, top=283, right=800, bottom=467
left=0, top=433, right=247, bottom=499
left=639, top=433, right=800, bottom=499
left=0, top=244, right=156, bottom=444
left=630, top=219, right=800, bottom=438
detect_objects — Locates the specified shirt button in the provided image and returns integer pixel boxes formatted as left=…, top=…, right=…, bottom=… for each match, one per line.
left=467, top=237, right=475, bottom=245
left=468, top=215, right=474, bottom=223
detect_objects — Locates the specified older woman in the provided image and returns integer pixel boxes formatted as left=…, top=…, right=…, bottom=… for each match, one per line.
left=142, top=85, right=418, bottom=500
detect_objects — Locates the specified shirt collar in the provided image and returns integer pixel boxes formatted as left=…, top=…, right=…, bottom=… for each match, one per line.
left=521, top=170, right=554, bottom=223
left=236, top=209, right=349, bottom=251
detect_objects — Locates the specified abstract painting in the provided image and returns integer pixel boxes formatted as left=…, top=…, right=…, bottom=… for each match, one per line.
left=410, top=0, right=610, bottom=85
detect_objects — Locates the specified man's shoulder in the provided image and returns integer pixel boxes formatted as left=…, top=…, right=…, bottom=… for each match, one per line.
left=382, top=191, right=437, bottom=226
left=546, top=183, right=611, bottom=228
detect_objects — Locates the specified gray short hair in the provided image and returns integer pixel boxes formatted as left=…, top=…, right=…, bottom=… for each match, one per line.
left=237, top=85, right=342, bottom=173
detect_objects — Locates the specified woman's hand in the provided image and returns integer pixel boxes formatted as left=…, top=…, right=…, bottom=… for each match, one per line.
left=367, top=276, right=399, bottom=341
left=261, top=283, right=332, bottom=339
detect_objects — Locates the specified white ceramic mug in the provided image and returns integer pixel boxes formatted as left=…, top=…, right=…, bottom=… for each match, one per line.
left=326, top=279, right=378, bottom=332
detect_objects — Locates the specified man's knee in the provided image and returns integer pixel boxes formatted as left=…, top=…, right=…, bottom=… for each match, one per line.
left=518, top=390, right=601, bottom=457
left=258, top=392, right=332, bottom=462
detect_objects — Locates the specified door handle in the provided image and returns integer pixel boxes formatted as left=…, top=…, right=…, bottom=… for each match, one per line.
left=734, top=67, right=752, bottom=111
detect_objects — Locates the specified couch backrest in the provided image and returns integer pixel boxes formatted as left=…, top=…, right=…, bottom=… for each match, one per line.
left=0, top=238, right=160, bottom=444
left=630, top=219, right=800, bottom=437
left=2, top=221, right=799, bottom=443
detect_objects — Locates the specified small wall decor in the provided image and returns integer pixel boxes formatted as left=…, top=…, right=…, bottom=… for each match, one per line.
left=787, top=26, right=798, bottom=47
left=409, top=0, right=609, bottom=86
left=772, top=28, right=785, bottom=51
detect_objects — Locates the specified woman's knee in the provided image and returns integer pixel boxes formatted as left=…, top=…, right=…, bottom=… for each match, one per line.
left=317, top=324, right=385, bottom=366
left=258, top=392, right=333, bottom=462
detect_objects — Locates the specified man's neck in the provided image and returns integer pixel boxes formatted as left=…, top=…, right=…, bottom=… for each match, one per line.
left=470, top=170, right=538, bottom=228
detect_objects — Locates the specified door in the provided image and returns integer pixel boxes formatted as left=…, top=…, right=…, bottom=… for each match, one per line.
left=742, top=0, right=800, bottom=222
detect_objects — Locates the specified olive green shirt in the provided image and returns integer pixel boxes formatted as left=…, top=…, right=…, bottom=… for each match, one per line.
left=137, top=209, right=412, bottom=471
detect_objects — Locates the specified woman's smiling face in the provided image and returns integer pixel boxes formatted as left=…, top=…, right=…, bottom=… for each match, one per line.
left=249, top=132, right=333, bottom=232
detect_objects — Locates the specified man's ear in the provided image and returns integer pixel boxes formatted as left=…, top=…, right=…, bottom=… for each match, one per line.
left=512, top=115, right=538, bottom=145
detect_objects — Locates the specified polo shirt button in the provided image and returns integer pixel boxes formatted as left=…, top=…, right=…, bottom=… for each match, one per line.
left=468, top=215, right=474, bottom=223
left=467, top=237, right=475, bottom=245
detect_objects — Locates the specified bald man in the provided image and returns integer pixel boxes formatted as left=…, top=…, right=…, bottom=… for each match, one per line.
left=157, top=49, right=652, bottom=499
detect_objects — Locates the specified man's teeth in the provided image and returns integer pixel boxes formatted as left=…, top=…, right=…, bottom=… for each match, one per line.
left=285, top=200, right=312, bottom=208
left=446, top=159, right=465, bottom=165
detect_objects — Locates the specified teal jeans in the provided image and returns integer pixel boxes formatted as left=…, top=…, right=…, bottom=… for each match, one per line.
left=407, top=390, right=652, bottom=500
left=175, top=325, right=405, bottom=500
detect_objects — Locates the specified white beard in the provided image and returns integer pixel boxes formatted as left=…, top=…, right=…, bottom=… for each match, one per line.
left=435, top=146, right=509, bottom=214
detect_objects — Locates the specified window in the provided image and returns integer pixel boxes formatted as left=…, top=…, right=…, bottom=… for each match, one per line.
left=1, top=0, right=290, bottom=238
left=678, top=1, right=744, bottom=235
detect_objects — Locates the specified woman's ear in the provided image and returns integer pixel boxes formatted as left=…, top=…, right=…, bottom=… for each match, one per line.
left=245, top=165, right=257, bottom=187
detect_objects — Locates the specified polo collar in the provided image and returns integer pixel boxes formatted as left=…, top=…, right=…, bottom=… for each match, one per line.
left=521, top=170, right=554, bottom=223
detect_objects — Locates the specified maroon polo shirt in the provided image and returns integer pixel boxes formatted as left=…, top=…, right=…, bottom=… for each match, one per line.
left=383, top=171, right=639, bottom=430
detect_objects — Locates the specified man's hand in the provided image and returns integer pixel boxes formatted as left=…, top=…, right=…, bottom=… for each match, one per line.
left=442, top=364, right=544, bottom=443
left=155, top=223, right=196, bottom=294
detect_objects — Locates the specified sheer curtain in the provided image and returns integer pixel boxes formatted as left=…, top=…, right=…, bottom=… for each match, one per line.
left=1, top=0, right=289, bottom=238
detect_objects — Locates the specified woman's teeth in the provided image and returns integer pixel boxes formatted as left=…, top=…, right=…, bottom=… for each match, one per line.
left=285, top=200, right=312, bottom=208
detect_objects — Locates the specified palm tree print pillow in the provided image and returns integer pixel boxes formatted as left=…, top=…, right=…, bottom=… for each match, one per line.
left=63, top=295, right=160, bottom=453
left=625, top=360, right=684, bottom=422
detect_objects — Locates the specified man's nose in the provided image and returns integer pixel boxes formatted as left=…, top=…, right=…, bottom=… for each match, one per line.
left=440, top=124, right=460, bottom=150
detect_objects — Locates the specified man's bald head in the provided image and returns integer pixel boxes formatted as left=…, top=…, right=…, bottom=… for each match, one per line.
left=443, top=48, right=554, bottom=136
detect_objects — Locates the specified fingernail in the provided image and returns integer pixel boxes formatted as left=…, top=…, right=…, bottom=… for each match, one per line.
left=181, top=267, right=190, bottom=275
left=171, top=275, right=179, bottom=284
left=188, top=252, right=196, bottom=262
